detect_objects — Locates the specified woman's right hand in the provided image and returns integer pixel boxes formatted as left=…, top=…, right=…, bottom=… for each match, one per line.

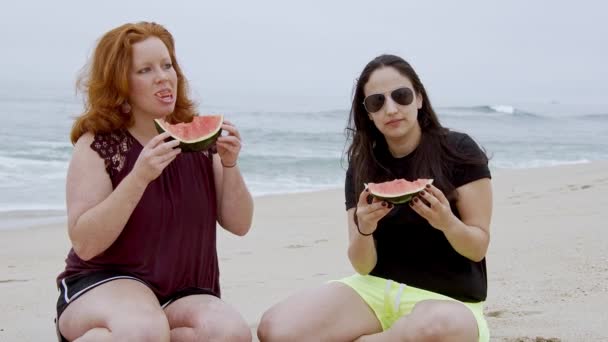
left=132, top=132, right=181, bottom=185
left=355, top=188, right=393, bottom=235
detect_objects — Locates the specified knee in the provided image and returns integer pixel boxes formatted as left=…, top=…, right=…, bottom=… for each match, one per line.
left=257, top=309, right=293, bottom=341
left=414, top=321, right=448, bottom=342
left=408, top=304, right=458, bottom=342
left=206, top=327, right=251, bottom=342
left=111, top=310, right=170, bottom=341
left=197, top=316, right=252, bottom=342
left=213, top=323, right=252, bottom=342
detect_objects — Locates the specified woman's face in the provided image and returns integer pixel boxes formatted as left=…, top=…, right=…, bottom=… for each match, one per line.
left=128, top=36, right=178, bottom=120
left=363, top=66, right=422, bottom=141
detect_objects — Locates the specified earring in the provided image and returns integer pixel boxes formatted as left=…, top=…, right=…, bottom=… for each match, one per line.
left=121, top=101, right=131, bottom=114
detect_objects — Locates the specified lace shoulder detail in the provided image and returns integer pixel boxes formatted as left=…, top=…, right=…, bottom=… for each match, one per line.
left=90, top=130, right=133, bottom=178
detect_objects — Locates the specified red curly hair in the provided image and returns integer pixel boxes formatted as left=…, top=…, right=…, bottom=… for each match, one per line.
left=70, top=21, right=197, bottom=144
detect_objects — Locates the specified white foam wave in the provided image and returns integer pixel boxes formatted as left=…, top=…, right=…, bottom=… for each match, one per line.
left=439, top=104, right=538, bottom=117
left=492, top=158, right=590, bottom=169
left=245, top=174, right=343, bottom=197
left=489, top=105, right=516, bottom=114
left=0, top=204, right=66, bottom=213
left=249, top=182, right=342, bottom=197
left=0, top=155, right=68, bottom=169
left=242, top=149, right=343, bottom=159
left=26, top=140, right=72, bottom=149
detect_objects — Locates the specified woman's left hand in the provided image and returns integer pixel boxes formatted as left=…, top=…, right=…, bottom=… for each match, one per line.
left=216, top=120, right=241, bottom=167
left=410, top=184, right=457, bottom=232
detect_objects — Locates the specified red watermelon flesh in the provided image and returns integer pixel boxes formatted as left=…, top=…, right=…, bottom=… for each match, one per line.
left=154, top=115, right=223, bottom=152
left=366, top=178, right=434, bottom=204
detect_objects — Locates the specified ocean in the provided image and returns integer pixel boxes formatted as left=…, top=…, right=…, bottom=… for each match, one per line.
left=1, top=92, right=607, bottom=213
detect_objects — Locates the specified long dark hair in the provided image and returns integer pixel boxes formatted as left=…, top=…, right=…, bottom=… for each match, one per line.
left=345, top=54, right=488, bottom=200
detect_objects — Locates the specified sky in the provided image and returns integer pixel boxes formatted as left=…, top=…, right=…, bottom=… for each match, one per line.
left=1, top=0, right=606, bottom=111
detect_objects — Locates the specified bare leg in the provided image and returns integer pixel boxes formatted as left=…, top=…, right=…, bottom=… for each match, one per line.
left=355, top=300, right=478, bottom=342
left=257, top=282, right=382, bottom=341
left=72, top=328, right=111, bottom=341
left=58, top=279, right=170, bottom=342
left=164, top=294, right=251, bottom=342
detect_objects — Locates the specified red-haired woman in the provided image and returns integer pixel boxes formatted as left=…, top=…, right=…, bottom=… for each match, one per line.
left=55, top=22, right=253, bottom=342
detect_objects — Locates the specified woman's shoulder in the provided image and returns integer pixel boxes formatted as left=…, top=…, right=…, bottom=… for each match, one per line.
left=445, top=130, right=484, bottom=154
left=73, top=131, right=95, bottom=148
left=73, top=129, right=134, bottom=177
left=443, top=130, right=491, bottom=186
left=445, top=130, right=472, bottom=145
left=89, top=130, right=133, bottom=154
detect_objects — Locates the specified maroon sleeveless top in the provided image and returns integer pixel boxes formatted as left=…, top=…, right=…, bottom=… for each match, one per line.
left=57, top=130, right=220, bottom=300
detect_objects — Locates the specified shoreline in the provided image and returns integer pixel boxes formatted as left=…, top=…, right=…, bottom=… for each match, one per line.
left=1, top=160, right=604, bottom=230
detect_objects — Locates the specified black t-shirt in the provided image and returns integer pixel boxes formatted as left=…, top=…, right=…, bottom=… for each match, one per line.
left=345, top=131, right=491, bottom=302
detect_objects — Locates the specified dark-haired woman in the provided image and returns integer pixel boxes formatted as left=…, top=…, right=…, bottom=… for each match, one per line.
left=258, top=54, right=492, bottom=342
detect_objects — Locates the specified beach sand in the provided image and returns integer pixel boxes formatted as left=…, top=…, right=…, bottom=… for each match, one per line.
left=1, top=162, right=607, bottom=341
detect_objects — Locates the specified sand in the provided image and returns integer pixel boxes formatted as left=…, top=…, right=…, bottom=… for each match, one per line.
left=1, top=162, right=607, bottom=341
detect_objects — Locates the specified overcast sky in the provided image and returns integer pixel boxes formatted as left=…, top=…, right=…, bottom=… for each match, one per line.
left=1, top=0, right=606, bottom=111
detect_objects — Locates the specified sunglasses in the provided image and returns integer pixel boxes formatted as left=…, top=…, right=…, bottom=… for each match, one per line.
left=363, top=87, right=414, bottom=113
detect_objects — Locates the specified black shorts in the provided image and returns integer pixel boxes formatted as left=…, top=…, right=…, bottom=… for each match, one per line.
left=55, top=270, right=217, bottom=342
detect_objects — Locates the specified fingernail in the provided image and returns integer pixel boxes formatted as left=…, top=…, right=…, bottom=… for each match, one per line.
left=382, top=201, right=387, bottom=207
left=413, top=197, right=419, bottom=203
left=426, top=184, right=431, bottom=189
left=420, top=190, right=426, bottom=195
left=388, top=203, right=393, bottom=208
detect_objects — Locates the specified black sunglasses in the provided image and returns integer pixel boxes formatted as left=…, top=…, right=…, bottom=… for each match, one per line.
left=363, top=87, right=414, bottom=113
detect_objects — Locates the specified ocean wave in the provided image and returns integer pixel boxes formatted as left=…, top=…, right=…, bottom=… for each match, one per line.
left=231, top=108, right=346, bottom=117
left=439, top=105, right=540, bottom=118
left=3, top=150, right=71, bottom=163
left=249, top=184, right=342, bottom=197
left=0, top=139, right=73, bottom=163
left=0, top=206, right=66, bottom=214
left=245, top=175, right=343, bottom=197
left=0, top=154, right=69, bottom=169
left=491, top=158, right=591, bottom=169
left=0, top=92, right=81, bottom=106
left=26, top=140, right=72, bottom=149
left=577, top=113, right=608, bottom=120
left=242, top=149, right=343, bottom=159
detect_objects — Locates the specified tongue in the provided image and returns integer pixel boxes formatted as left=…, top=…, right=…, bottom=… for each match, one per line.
left=155, top=91, right=173, bottom=103
left=155, top=90, right=171, bottom=97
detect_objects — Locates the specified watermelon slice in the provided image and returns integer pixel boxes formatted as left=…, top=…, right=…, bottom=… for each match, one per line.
left=366, top=178, right=434, bottom=204
left=154, top=115, right=223, bottom=152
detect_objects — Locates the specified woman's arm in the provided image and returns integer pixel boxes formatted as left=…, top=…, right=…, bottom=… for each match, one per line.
left=444, top=178, right=492, bottom=261
left=213, top=120, right=254, bottom=236
left=67, top=132, right=180, bottom=260
left=212, top=154, right=254, bottom=236
left=411, top=179, right=492, bottom=262
left=346, top=208, right=378, bottom=275
left=347, top=190, right=392, bottom=274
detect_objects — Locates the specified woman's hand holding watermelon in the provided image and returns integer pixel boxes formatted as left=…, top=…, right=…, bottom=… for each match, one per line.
left=216, top=120, right=241, bottom=168
left=355, top=188, right=393, bottom=236
left=410, top=184, right=457, bottom=232
left=132, top=132, right=181, bottom=185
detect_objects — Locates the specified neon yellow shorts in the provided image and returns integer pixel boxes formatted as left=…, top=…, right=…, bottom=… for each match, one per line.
left=334, top=274, right=489, bottom=342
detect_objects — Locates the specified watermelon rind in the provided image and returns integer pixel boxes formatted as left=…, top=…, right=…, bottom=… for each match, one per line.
left=154, top=115, right=223, bottom=152
left=369, top=193, right=415, bottom=204
left=366, top=179, right=434, bottom=204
